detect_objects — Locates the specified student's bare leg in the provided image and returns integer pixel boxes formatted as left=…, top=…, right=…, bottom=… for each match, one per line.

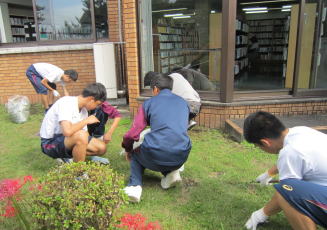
left=264, top=192, right=316, bottom=230
left=86, top=138, right=106, bottom=156
left=41, top=94, right=49, bottom=109
left=64, top=130, right=89, bottom=162
left=275, top=191, right=316, bottom=230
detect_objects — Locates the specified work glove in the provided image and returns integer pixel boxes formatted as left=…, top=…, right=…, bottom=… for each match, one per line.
left=256, top=171, right=272, bottom=185
left=53, top=90, right=60, bottom=97
left=245, top=208, right=268, bottom=230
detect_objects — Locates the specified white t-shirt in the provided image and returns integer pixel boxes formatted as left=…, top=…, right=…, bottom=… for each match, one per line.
left=40, top=96, right=88, bottom=139
left=33, top=63, right=64, bottom=83
left=169, top=73, right=201, bottom=103
left=277, top=126, right=327, bottom=186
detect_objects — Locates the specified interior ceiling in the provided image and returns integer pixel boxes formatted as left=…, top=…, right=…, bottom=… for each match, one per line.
left=152, top=0, right=222, bottom=12
left=238, top=0, right=298, bottom=8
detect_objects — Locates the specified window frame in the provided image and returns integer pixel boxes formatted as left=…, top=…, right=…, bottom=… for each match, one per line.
left=0, top=0, right=109, bottom=47
left=139, top=0, right=327, bottom=102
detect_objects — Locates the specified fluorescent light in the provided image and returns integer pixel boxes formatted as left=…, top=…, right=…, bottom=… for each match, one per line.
left=243, top=7, right=267, bottom=11
left=152, top=8, right=187, bottom=13
left=173, top=15, right=191, bottom=19
left=164, top=13, right=183, bottom=17
left=281, top=9, right=291, bottom=12
left=245, top=10, right=268, bottom=14
left=282, top=5, right=292, bottom=8
left=211, top=10, right=216, bottom=13
left=241, top=0, right=296, bottom=5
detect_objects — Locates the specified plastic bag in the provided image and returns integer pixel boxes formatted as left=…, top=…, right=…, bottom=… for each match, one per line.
left=5, top=95, right=30, bottom=123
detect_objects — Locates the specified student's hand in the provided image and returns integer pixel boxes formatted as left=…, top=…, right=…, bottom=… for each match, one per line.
left=86, top=115, right=100, bottom=125
left=245, top=208, right=268, bottom=230
left=256, top=171, right=273, bottom=185
left=125, top=152, right=132, bottom=162
left=103, top=132, right=112, bottom=144
left=53, top=90, right=60, bottom=97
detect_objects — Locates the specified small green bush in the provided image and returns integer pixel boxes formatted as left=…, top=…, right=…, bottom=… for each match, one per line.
left=31, top=162, right=127, bottom=230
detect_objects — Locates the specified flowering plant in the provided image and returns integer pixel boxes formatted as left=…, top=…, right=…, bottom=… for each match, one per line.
left=0, top=175, right=34, bottom=230
left=117, top=213, right=161, bottom=230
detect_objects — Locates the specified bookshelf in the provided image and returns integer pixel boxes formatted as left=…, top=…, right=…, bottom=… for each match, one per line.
left=235, top=19, right=249, bottom=76
left=248, top=17, right=290, bottom=76
left=153, top=18, right=199, bottom=73
left=9, top=15, right=36, bottom=43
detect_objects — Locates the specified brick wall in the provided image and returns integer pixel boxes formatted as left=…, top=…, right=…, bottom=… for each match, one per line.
left=194, top=101, right=327, bottom=128
left=122, top=0, right=140, bottom=115
left=0, top=49, right=96, bottom=104
left=108, top=0, right=120, bottom=42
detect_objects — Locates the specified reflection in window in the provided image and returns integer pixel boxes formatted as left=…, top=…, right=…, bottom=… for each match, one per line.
left=36, top=0, right=92, bottom=40
left=94, top=0, right=108, bottom=39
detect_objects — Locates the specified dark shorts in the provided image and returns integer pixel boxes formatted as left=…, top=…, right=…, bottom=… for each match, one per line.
left=274, top=179, right=327, bottom=228
left=41, top=134, right=92, bottom=159
left=26, top=65, right=56, bottom=95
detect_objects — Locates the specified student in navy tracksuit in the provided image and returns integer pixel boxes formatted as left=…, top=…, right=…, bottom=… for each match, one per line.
left=122, top=73, right=191, bottom=202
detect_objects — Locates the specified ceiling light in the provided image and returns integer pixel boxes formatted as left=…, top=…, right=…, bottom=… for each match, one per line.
left=211, top=10, right=216, bottom=13
left=281, top=9, right=291, bottom=12
left=282, top=5, right=292, bottom=8
left=152, top=8, right=187, bottom=13
left=241, top=0, right=296, bottom=5
left=245, top=10, right=268, bottom=14
left=243, top=7, right=267, bottom=11
left=164, top=13, right=183, bottom=17
left=173, top=15, right=191, bottom=19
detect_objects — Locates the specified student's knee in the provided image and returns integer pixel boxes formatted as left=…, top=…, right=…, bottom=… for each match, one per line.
left=97, top=141, right=107, bottom=155
left=73, top=130, right=89, bottom=145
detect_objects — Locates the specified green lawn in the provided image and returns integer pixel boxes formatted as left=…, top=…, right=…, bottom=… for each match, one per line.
left=0, top=104, right=292, bottom=230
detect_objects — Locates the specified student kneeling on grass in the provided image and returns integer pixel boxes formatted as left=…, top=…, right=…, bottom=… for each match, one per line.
left=122, top=73, right=191, bottom=203
left=40, top=83, right=108, bottom=162
left=243, top=111, right=327, bottom=230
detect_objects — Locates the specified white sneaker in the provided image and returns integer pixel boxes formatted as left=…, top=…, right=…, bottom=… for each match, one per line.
left=179, top=164, right=185, bottom=172
left=188, top=120, right=197, bottom=130
left=161, top=170, right=182, bottom=189
left=89, top=156, right=110, bottom=165
left=123, top=185, right=142, bottom=203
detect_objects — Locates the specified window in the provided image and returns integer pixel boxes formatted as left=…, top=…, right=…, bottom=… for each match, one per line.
left=139, top=0, right=222, bottom=92
left=0, top=0, right=108, bottom=44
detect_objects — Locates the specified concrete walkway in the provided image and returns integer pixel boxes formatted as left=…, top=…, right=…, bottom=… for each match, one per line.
left=226, top=114, right=327, bottom=142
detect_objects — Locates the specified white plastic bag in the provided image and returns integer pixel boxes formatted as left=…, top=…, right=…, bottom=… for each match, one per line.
left=6, top=95, right=30, bottom=123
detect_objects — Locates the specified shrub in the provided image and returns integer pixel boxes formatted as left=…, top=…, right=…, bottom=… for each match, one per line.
left=31, top=162, right=127, bottom=230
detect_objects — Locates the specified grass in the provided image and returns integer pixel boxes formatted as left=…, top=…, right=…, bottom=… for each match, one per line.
left=0, top=104, right=293, bottom=230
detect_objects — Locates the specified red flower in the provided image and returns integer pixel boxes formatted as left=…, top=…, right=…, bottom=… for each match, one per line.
left=0, top=179, right=23, bottom=201
left=1, top=204, right=15, bottom=218
left=23, top=176, right=33, bottom=183
left=117, top=213, right=161, bottom=230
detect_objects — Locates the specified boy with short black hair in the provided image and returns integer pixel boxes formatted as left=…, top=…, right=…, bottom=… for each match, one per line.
left=122, top=73, right=192, bottom=202
left=40, top=83, right=107, bottom=163
left=243, top=111, right=327, bottom=230
left=26, top=63, right=78, bottom=112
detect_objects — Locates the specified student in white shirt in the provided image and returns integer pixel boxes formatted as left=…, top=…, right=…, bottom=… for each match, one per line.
left=144, top=71, right=201, bottom=129
left=40, top=83, right=107, bottom=162
left=243, top=111, right=327, bottom=230
left=26, top=63, right=78, bottom=112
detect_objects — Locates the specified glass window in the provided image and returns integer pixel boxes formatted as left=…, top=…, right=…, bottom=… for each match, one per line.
left=307, top=0, right=327, bottom=89
left=140, top=0, right=222, bottom=92
left=35, top=0, right=93, bottom=41
left=234, top=1, right=291, bottom=91
left=94, top=0, right=108, bottom=39
left=0, top=1, right=35, bottom=43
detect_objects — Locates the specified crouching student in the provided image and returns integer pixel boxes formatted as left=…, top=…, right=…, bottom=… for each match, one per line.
left=40, top=83, right=108, bottom=162
left=243, top=111, right=327, bottom=230
left=87, top=101, right=122, bottom=164
left=122, top=73, right=192, bottom=203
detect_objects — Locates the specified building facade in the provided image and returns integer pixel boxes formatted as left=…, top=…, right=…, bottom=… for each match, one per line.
left=0, top=0, right=326, bottom=128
